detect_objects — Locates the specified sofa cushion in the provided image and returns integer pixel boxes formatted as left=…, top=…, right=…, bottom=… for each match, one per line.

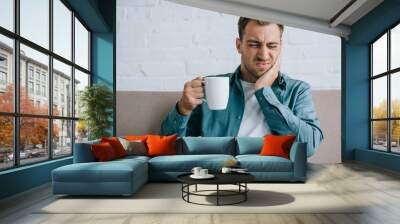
left=260, top=135, right=296, bottom=159
left=124, top=135, right=148, bottom=142
left=236, top=137, right=263, bottom=155
left=118, top=138, right=147, bottom=156
left=101, top=137, right=127, bottom=158
left=179, top=137, right=235, bottom=155
left=148, top=154, right=235, bottom=172
left=91, top=142, right=118, bottom=161
left=236, top=155, right=293, bottom=172
left=147, top=135, right=177, bottom=157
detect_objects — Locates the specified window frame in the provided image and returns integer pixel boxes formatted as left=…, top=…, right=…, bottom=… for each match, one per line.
left=370, top=21, right=400, bottom=154
left=0, top=0, right=92, bottom=171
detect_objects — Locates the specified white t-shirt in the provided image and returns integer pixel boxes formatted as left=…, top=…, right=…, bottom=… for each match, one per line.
left=237, top=80, right=271, bottom=137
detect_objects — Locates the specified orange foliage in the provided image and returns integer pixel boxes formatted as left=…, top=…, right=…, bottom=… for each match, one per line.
left=0, top=84, right=60, bottom=149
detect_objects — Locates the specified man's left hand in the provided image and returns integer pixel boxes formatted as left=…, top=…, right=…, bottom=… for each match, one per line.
left=255, top=56, right=281, bottom=90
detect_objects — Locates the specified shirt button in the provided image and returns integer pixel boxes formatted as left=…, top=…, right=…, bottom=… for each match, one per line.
left=237, top=116, right=241, bottom=120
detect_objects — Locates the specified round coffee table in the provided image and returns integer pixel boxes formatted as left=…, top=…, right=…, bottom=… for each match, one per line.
left=177, top=172, right=255, bottom=206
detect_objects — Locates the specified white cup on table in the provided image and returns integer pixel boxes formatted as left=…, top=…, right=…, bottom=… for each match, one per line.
left=191, top=167, right=202, bottom=176
left=199, top=168, right=208, bottom=176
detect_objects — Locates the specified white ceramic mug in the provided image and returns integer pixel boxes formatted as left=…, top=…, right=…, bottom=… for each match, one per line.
left=199, top=169, right=208, bottom=176
left=191, top=167, right=202, bottom=176
left=203, top=77, right=229, bottom=110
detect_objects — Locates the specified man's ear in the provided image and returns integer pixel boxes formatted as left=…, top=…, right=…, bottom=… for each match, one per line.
left=236, top=38, right=242, bottom=54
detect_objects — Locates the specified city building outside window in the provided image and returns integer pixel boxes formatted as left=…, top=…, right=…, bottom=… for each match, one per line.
left=0, top=71, right=7, bottom=85
left=0, top=55, right=7, bottom=67
left=28, top=81, right=34, bottom=94
left=28, top=67, right=34, bottom=80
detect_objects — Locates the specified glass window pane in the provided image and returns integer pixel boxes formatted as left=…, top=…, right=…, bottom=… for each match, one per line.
left=372, top=76, right=387, bottom=119
left=53, top=119, right=72, bottom=158
left=372, top=121, right=388, bottom=151
left=391, top=72, right=400, bottom=117
left=20, top=117, right=49, bottom=165
left=391, top=24, right=400, bottom=70
left=372, top=33, right=387, bottom=76
left=20, top=44, right=49, bottom=115
left=75, top=120, right=88, bottom=143
left=20, top=0, right=49, bottom=49
left=53, top=0, right=72, bottom=60
left=75, top=17, right=89, bottom=70
left=0, top=0, right=14, bottom=31
left=0, top=34, right=14, bottom=112
left=74, top=69, right=89, bottom=118
left=53, top=59, right=72, bottom=117
left=391, top=120, right=400, bottom=153
left=0, top=116, right=13, bottom=170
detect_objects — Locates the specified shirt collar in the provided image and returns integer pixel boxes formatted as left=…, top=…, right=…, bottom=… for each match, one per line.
left=275, top=71, right=287, bottom=89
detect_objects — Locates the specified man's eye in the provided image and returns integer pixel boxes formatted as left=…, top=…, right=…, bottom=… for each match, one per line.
left=249, top=44, right=259, bottom=48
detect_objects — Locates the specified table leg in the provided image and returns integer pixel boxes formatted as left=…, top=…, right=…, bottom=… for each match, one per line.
left=245, top=183, right=247, bottom=201
left=181, top=184, right=183, bottom=199
left=217, top=184, right=219, bottom=206
left=187, top=184, right=190, bottom=202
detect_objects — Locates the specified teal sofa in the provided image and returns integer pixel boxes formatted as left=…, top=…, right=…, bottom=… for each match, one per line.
left=52, top=137, right=308, bottom=196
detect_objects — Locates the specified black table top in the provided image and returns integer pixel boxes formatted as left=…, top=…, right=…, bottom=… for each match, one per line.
left=177, top=172, right=255, bottom=185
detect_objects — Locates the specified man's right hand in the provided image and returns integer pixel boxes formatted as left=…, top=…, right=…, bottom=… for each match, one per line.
left=177, top=76, right=205, bottom=116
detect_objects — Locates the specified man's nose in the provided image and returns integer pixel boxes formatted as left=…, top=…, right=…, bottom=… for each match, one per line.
left=257, top=46, right=269, bottom=60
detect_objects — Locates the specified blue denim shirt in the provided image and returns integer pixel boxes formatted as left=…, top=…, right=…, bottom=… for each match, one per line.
left=160, top=66, right=323, bottom=156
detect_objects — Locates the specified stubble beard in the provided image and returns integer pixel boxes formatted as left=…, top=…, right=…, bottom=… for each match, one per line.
left=243, top=62, right=271, bottom=82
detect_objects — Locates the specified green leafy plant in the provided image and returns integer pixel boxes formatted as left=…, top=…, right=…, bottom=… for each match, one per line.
left=79, top=84, right=113, bottom=140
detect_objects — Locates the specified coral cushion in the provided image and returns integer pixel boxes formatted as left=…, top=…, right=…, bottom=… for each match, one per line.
left=101, top=137, right=127, bottom=158
left=260, top=135, right=296, bottom=159
left=124, top=135, right=148, bottom=142
left=91, top=142, right=117, bottom=161
left=146, top=135, right=177, bottom=157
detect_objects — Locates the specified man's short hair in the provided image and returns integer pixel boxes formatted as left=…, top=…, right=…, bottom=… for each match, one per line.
left=238, top=17, right=284, bottom=39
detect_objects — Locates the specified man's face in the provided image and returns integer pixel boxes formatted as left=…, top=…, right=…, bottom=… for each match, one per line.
left=236, top=21, right=282, bottom=81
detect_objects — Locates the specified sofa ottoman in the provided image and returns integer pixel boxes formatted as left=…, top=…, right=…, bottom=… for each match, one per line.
left=52, top=154, right=149, bottom=196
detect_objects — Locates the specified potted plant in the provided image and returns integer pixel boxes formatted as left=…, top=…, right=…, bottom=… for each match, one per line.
left=79, top=84, right=113, bottom=140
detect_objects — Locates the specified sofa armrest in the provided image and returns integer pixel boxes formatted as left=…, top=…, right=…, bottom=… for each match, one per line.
left=289, top=142, right=307, bottom=181
left=73, top=140, right=100, bottom=163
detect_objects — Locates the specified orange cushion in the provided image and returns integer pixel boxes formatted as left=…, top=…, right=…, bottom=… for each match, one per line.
left=146, top=134, right=177, bottom=157
left=91, top=142, right=117, bottom=161
left=259, top=135, right=296, bottom=159
left=101, top=137, right=127, bottom=158
left=124, top=135, right=148, bottom=142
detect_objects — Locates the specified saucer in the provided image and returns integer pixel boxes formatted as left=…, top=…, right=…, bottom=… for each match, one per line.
left=190, top=174, right=215, bottom=179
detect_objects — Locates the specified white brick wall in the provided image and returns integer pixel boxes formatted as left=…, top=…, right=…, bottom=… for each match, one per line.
left=117, top=0, right=341, bottom=91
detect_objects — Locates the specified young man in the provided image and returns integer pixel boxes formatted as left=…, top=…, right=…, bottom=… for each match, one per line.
left=160, top=17, right=323, bottom=154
